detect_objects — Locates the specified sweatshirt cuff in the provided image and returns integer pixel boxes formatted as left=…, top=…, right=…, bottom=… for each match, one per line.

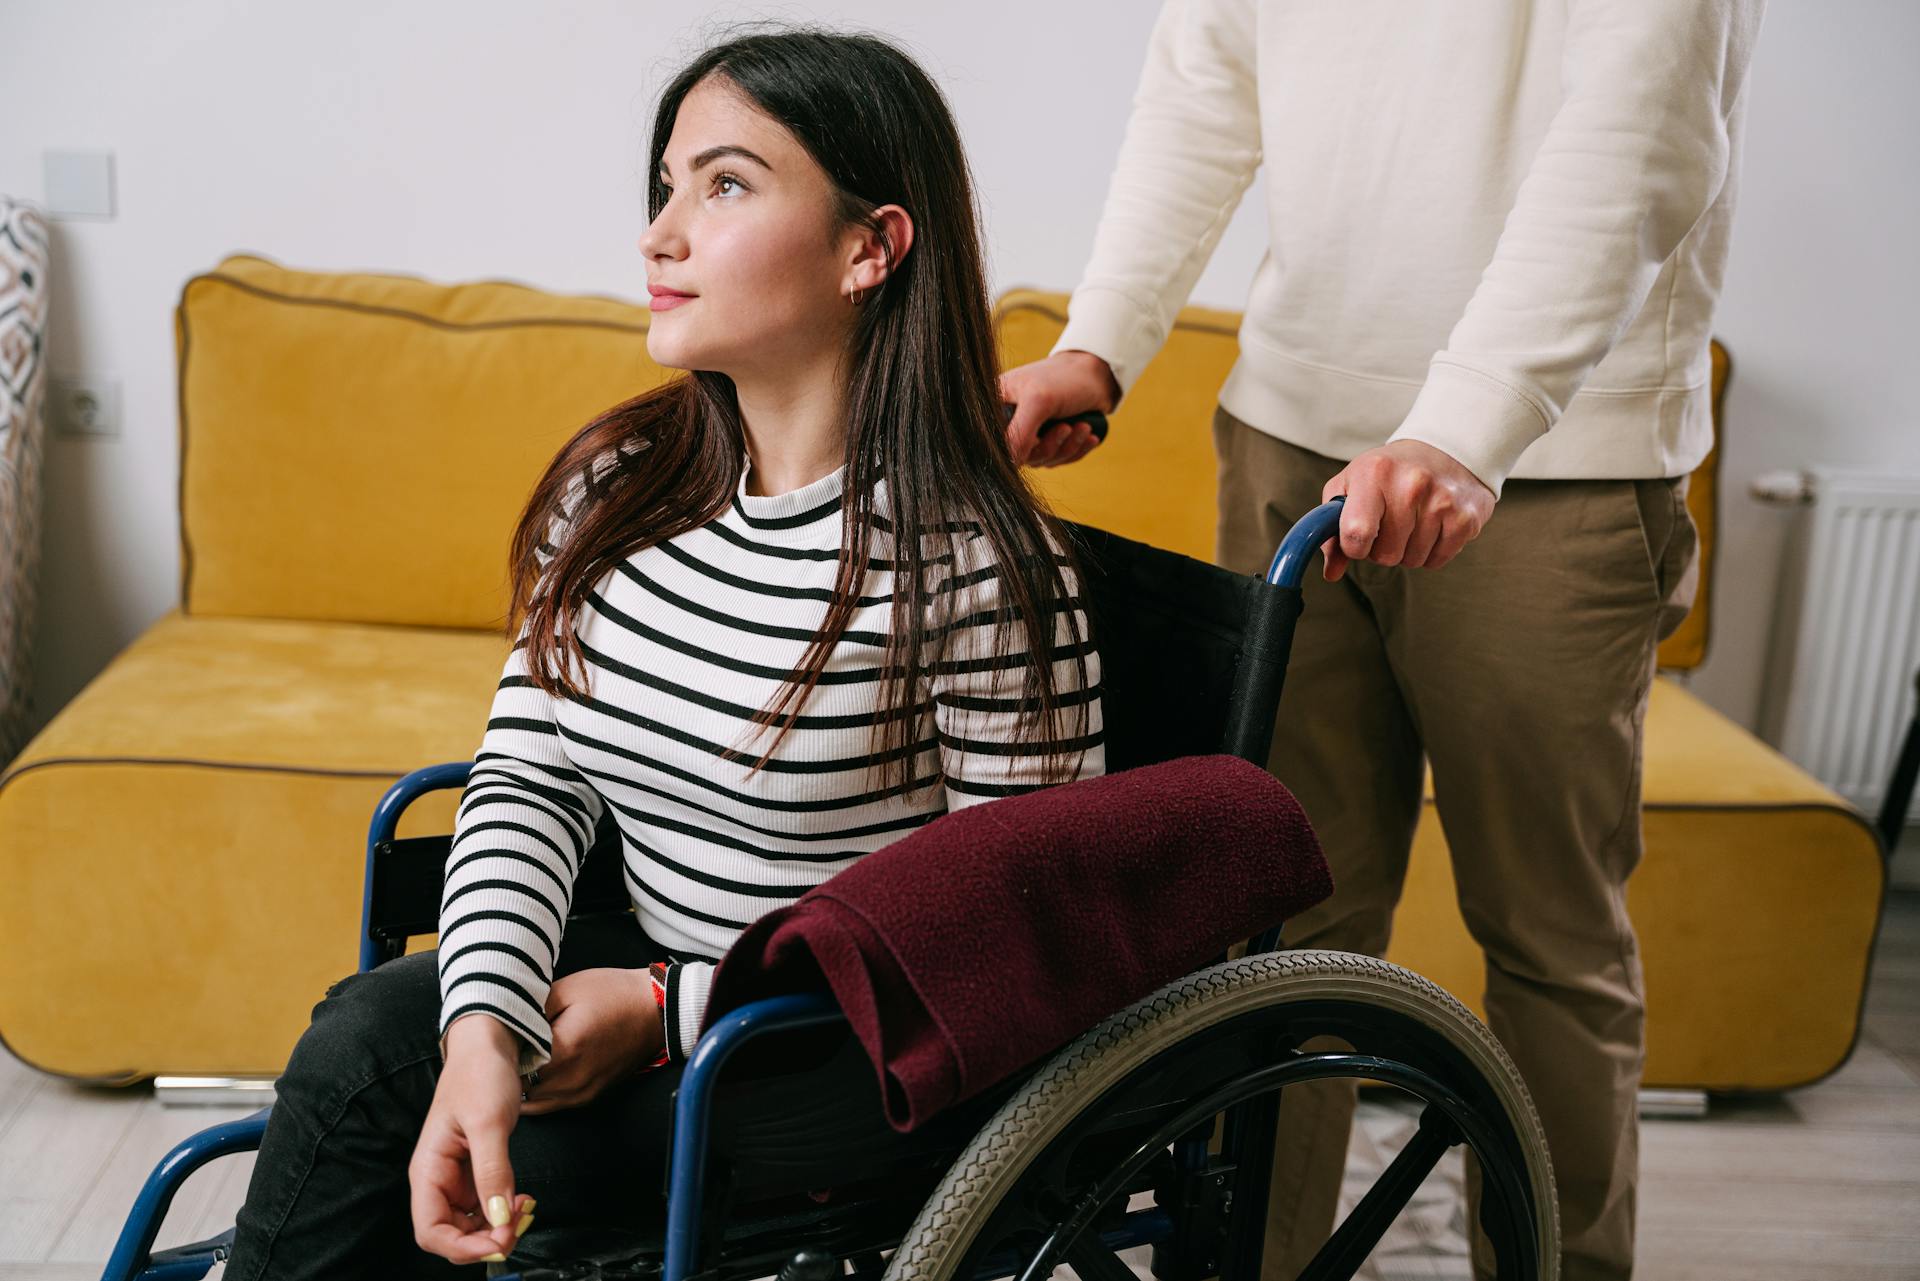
left=1050, top=286, right=1161, bottom=402
left=663, top=961, right=716, bottom=1063
left=1385, top=358, right=1554, bottom=500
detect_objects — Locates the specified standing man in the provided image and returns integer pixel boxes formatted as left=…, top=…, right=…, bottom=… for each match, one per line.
left=1000, top=2, right=1763, bottom=1277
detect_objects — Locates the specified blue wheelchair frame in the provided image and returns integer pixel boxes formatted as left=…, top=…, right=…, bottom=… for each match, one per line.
left=102, top=500, right=1349, bottom=1281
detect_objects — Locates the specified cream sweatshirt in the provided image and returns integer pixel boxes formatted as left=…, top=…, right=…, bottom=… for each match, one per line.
left=1052, top=0, right=1765, bottom=497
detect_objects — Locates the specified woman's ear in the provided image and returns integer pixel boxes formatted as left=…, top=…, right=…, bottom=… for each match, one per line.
left=845, top=204, right=915, bottom=295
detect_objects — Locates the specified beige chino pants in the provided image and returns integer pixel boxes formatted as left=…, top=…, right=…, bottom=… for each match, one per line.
left=1211, top=405, right=1697, bottom=1281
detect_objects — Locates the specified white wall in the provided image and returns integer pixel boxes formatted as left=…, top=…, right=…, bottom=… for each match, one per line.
left=1685, top=0, right=1920, bottom=732
left=1, top=0, right=1913, bottom=750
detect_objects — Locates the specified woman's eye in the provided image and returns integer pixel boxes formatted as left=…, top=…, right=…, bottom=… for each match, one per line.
left=712, top=172, right=745, bottom=197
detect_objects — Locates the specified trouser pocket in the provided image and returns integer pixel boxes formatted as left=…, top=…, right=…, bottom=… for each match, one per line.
left=1634, top=475, right=1698, bottom=643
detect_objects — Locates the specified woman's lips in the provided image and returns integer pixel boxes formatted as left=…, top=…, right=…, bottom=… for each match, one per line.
left=649, top=289, right=695, bottom=312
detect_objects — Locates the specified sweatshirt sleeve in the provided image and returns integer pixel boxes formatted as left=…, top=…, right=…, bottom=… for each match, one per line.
left=931, top=535, right=1107, bottom=811
left=437, top=498, right=607, bottom=1077
left=1387, top=0, right=1766, bottom=496
left=1049, top=0, right=1262, bottom=398
left=660, top=959, right=714, bottom=1064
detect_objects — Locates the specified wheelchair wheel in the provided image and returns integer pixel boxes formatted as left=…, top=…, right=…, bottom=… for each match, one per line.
left=886, top=950, right=1558, bottom=1281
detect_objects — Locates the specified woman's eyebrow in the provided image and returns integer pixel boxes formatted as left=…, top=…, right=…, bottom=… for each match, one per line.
left=658, top=145, right=774, bottom=180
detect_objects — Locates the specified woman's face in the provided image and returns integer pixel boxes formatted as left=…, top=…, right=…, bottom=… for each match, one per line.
left=640, top=77, right=854, bottom=379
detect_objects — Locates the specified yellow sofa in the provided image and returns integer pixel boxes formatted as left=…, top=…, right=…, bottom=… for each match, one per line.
left=0, top=261, right=1884, bottom=1095
left=0, top=256, right=680, bottom=1082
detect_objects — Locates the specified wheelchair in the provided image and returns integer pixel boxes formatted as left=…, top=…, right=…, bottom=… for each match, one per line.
left=104, top=498, right=1559, bottom=1281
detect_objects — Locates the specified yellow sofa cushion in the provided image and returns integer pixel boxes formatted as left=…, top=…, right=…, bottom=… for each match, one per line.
left=0, top=611, right=507, bottom=1078
left=994, top=289, right=1724, bottom=671
left=995, top=289, right=1243, bottom=564
left=1652, top=339, right=1729, bottom=670
left=177, top=254, right=673, bottom=629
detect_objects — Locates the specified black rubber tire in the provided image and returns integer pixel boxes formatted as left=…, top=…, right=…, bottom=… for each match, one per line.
left=885, top=950, right=1559, bottom=1280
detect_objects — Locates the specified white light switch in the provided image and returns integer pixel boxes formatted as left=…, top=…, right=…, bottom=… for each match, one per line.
left=44, top=150, right=116, bottom=219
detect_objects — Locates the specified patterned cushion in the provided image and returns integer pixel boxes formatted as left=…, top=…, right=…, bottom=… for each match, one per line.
left=0, top=199, right=49, bottom=767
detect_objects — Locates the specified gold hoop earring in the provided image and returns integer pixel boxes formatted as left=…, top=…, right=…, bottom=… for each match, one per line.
left=850, top=286, right=865, bottom=306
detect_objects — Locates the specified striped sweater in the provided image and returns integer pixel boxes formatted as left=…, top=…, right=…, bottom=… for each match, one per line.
left=436, top=457, right=1106, bottom=1074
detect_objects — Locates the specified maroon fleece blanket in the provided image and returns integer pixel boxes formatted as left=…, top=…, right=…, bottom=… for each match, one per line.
left=701, top=754, right=1332, bottom=1132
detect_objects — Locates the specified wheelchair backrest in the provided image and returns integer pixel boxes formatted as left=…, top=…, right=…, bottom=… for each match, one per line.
left=1062, top=521, right=1298, bottom=774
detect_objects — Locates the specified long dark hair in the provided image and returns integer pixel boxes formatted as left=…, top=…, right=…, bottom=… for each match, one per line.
left=507, top=26, right=1094, bottom=795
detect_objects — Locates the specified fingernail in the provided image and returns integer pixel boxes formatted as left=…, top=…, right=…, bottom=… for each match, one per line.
left=481, top=1253, right=506, bottom=1263
left=516, top=1211, right=535, bottom=1235
left=486, top=1195, right=511, bottom=1227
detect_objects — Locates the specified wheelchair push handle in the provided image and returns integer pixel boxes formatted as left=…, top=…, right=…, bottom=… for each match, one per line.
left=1266, top=495, right=1346, bottom=589
left=1216, top=496, right=1346, bottom=767
left=1001, top=402, right=1111, bottom=444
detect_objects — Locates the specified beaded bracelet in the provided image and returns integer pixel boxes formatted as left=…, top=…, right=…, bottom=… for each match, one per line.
left=646, top=961, right=672, bottom=1067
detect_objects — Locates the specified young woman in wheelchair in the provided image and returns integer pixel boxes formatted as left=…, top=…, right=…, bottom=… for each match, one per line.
left=223, top=28, right=1105, bottom=1280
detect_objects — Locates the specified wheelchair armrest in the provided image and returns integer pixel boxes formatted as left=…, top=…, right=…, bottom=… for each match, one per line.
left=360, top=763, right=473, bottom=974
left=369, top=762, right=475, bottom=850
left=103, top=1107, right=272, bottom=1281
left=360, top=762, right=629, bottom=974
left=665, top=992, right=847, bottom=1280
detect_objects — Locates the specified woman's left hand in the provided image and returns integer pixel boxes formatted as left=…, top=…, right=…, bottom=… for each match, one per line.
left=519, top=967, right=664, bottom=1115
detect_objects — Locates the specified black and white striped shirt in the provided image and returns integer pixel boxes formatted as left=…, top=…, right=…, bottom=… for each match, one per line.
left=437, top=459, right=1105, bottom=1072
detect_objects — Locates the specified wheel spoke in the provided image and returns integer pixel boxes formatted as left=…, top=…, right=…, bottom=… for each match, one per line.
left=1296, top=1104, right=1460, bottom=1281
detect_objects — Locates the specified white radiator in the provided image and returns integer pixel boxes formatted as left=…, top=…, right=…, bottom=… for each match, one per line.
left=1759, top=466, right=1920, bottom=818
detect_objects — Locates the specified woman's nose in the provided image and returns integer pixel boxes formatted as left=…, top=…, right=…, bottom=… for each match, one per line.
left=639, top=204, right=686, bottom=261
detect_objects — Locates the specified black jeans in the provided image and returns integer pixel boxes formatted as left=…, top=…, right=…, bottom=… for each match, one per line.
left=225, top=912, right=686, bottom=1281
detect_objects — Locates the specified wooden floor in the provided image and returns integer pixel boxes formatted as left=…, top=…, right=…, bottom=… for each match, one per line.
left=3, top=892, right=1916, bottom=1281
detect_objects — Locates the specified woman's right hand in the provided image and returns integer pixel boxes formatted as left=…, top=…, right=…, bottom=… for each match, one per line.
left=409, top=1015, right=536, bottom=1264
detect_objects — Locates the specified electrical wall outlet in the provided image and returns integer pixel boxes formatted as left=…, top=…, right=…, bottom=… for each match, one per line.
left=50, top=375, right=123, bottom=438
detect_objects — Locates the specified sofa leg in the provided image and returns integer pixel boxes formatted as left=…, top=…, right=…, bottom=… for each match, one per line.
left=1637, top=1088, right=1709, bottom=1118
left=153, top=1075, right=279, bottom=1107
